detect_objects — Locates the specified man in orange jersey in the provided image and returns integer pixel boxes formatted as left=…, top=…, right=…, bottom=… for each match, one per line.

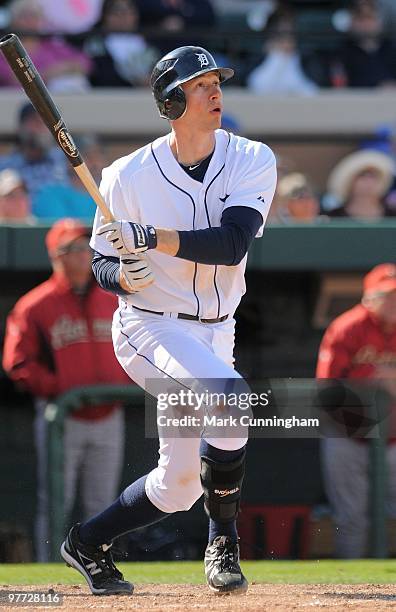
left=3, top=218, right=131, bottom=561
left=317, top=263, right=396, bottom=557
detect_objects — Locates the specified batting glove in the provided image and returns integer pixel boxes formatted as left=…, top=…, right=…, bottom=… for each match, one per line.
left=97, top=219, right=157, bottom=255
left=119, top=254, right=154, bottom=293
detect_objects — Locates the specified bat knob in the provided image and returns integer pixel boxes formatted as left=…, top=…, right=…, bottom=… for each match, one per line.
left=0, top=33, right=19, bottom=48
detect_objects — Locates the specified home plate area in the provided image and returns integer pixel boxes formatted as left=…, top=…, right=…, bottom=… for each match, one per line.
left=9, top=583, right=396, bottom=610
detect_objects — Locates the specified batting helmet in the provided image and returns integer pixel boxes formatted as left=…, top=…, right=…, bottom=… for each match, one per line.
left=150, top=46, right=234, bottom=121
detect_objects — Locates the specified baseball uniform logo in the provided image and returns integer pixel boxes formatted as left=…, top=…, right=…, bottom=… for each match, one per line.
left=134, top=224, right=146, bottom=247
left=214, top=487, right=239, bottom=498
left=195, top=53, right=209, bottom=68
left=50, top=316, right=88, bottom=349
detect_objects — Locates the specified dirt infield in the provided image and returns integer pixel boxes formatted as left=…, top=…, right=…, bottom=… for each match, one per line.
left=4, top=583, right=396, bottom=610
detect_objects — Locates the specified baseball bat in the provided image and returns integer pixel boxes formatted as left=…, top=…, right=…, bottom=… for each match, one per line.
left=0, top=33, right=114, bottom=222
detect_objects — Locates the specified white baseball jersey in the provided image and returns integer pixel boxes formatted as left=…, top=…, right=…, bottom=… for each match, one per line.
left=90, top=129, right=277, bottom=319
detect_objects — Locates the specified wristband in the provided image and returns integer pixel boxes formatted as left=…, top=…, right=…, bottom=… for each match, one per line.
left=128, top=223, right=157, bottom=251
left=146, top=225, right=158, bottom=250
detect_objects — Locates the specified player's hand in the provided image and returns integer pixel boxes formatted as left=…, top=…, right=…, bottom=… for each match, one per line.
left=119, top=254, right=154, bottom=293
left=97, top=218, right=157, bottom=254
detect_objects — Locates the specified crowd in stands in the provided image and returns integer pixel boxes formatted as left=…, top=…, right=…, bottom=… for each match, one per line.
left=0, top=0, right=394, bottom=90
left=269, top=144, right=396, bottom=224
left=0, top=0, right=395, bottom=224
left=0, top=98, right=395, bottom=225
left=0, top=0, right=92, bottom=92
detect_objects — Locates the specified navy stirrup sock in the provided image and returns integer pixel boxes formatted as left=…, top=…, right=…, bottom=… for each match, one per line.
left=78, top=475, right=168, bottom=546
left=200, top=440, right=244, bottom=545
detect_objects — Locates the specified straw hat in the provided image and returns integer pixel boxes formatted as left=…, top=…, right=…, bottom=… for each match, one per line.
left=327, top=150, right=394, bottom=203
left=277, top=173, right=312, bottom=199
left=0, top=169, right=24, bottom=196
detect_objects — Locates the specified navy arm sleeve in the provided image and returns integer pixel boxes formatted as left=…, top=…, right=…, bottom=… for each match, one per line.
left=176, top=206, right=263, bottom=266
left=92, top=251, right=130, bottom=295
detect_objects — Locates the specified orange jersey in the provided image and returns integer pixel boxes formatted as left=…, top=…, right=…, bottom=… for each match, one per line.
left=317, top=303, right=396, bottom=441
left=316, top=304, right=396, bottom=379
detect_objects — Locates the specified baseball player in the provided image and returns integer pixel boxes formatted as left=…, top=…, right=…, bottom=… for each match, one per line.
left=317, top=263, right=396, bottom=557
left=3, top=219, right=129, bottom=561
left=60, top=46, right=277, bottom=596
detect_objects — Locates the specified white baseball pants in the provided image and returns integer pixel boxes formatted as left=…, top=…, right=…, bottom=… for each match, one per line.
left=113, top=303, right=248, bottom=514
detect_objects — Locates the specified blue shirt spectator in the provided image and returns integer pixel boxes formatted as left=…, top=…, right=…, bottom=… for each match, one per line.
left=0, top=103, right=69, bottom=199
left=32, top=134, right=107, bottom=221
left=0, top=148, right=69, bottom=199
left=32, top=183, right=95, bottom=221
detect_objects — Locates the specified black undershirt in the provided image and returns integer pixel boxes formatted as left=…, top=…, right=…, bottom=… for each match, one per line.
left=179, top=151, right=214, bottom=182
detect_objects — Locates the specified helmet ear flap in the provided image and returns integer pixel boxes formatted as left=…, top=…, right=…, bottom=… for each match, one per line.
left=162, top=86, right=186, bottom=120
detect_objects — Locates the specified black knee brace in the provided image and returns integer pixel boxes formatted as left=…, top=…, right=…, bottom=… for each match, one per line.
left=200, top=449, right=246, bottom=523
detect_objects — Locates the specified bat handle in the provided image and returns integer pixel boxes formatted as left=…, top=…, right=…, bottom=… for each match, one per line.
left=73, top=163, right=114, bottom=222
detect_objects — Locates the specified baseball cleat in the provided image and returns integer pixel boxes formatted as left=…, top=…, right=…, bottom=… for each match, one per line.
left=204, top=535, right=248, bottom=595
left=60, top=524, right=133, bottom=596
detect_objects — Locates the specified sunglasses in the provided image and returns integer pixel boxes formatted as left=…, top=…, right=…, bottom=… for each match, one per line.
left=58, top=242, right=91, bottom=255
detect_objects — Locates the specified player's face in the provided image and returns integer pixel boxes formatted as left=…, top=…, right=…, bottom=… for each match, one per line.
left=366, top=290, right=396, bottom=326
left=376, top=290, right=396, bottom=326
left=54, top=237, right=93, bottom=285
left=181, top=71, right=223, bottom=130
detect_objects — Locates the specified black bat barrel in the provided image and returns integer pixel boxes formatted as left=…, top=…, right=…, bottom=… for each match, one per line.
left=0, top=33, right=83, bottom=167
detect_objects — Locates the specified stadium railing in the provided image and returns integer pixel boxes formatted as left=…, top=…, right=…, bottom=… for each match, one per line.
left=1, top=221, right=396, bottom=272
left=45, top=382, right=389, bottom=562
left=44, top=385, right=144, bottom=562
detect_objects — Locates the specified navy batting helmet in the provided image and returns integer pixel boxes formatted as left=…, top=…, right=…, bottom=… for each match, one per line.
left=150, top=46, right=234, bottom=121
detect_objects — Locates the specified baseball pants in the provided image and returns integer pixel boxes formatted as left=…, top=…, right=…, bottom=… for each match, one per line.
left=113, top=303, right=248, bottom=514
left=321, top=438, right=396, bottom=558
left=34, top=402, right=124, bottom=561
left=63, top=409, right=124, bottom=520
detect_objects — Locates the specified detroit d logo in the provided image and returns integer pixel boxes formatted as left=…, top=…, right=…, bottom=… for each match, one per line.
left=195, top=53, right=209, bottom=68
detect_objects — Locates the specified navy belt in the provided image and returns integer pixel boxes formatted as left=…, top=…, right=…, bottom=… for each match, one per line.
left=132, top=305, right=228, bottom=324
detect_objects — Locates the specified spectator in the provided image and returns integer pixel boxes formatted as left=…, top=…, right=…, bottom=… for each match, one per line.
left=85, top=0, right=159, bottom=87
left=325, top=150, right=395, bottom=219
left=317, top=263, right=396, bottom=558
left=266, top=151, right=296, bottom=222
left=246, top=7, right=318, bottom=95
left=335, top=0, right=396, bottom=88
left=0, top=103, right=69, bottom=199
left=2, top=218, right=131, bottom=561
left=356, top=125, right=396, bottom=214
left=35, top=0, right=103, bottom=34
left=32, top=135, right=107, bottom=221
left=135, top=0, right=216, bottom=54
left=377, top=0, right=396, bottom=35
left=274, top=172, right=320, bottom=223
left=0, top=168, right=35, bottom=223
left=0, top=0, right=92, bottom=92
